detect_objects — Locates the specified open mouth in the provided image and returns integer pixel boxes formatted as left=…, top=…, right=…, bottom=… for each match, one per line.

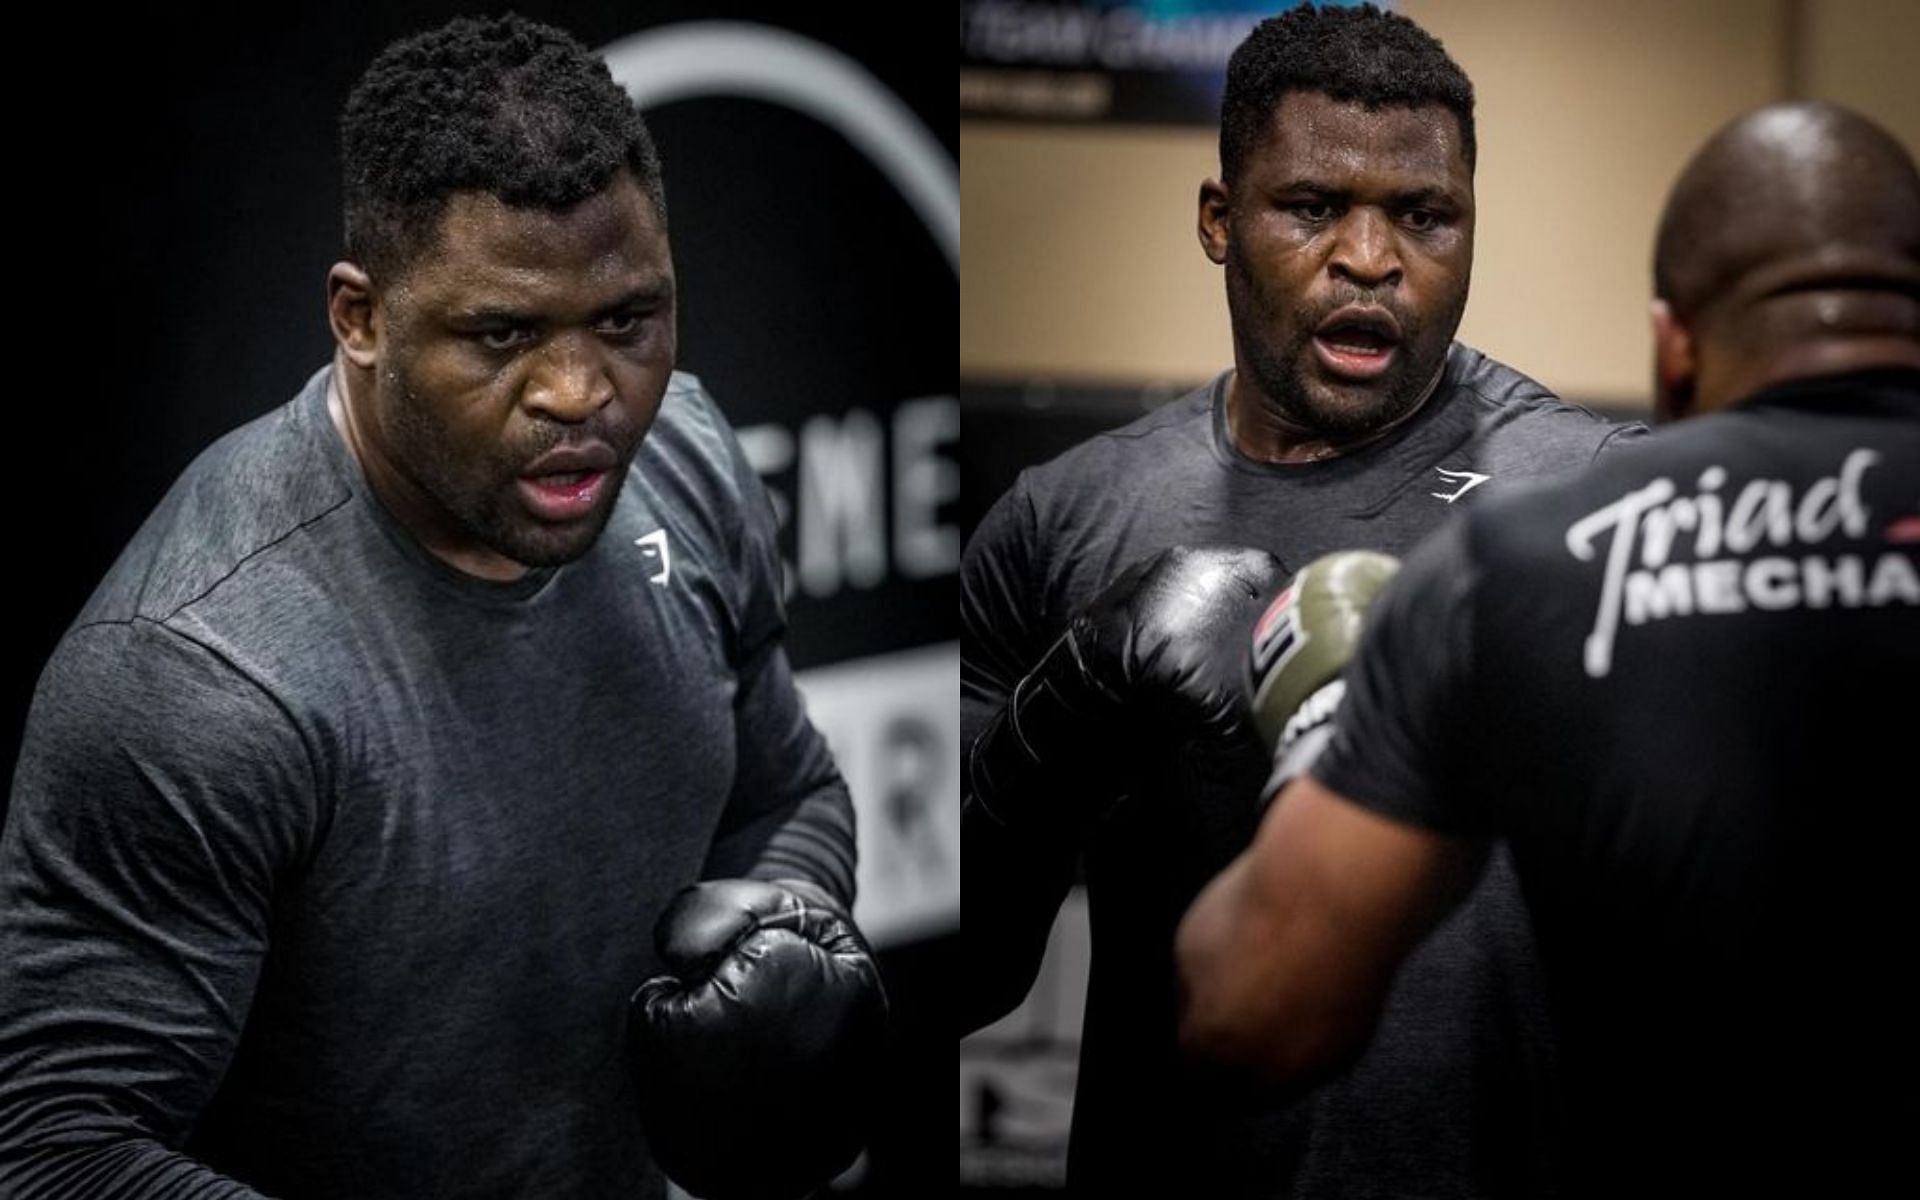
left=1313, top=308, right=1402, bottom=380
left=515, top=441, right=620, bottom=521
left=517, top=469, right=611, bottom=520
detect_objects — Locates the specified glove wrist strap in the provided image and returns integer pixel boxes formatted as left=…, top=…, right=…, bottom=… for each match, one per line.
left=1258, top=679, right=1345, bottom=808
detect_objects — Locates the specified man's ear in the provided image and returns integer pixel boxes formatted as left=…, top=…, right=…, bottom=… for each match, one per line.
left=1650, top=299, right=1697, bottom=424
left=1199, top=178, right=1231, bottom=266
left=328, top=262, right=380, bottom=370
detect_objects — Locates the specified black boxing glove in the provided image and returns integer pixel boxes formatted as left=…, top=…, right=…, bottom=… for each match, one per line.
left=628, top=878, right=887, bottom=1200
left=967, top=545, right=1288, bottom=842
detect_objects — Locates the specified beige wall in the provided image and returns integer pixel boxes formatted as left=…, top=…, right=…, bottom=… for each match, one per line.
left=1797, top=0, right=1920, bottom=152
left=961, top=124, right=1229, bottom=387
left=1412, top=0, right=1781, bottom=406
left=961, top=0, right=1920, bottom=409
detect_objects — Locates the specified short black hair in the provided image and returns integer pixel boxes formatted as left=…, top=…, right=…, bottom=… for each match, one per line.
left=341, top=13, right=665, bottom=282
left=1220, top=2, right=1476, bottom=183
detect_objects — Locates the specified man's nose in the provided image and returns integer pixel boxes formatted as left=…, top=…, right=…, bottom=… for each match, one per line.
left=1328, top=208, right=1403, bottom=289
left=522, top=333, right=615, bottom=423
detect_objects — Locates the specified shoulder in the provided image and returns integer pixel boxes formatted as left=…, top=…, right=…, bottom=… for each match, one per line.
left=1486, top=385, right=1917, bottom=529
left=625, top=372, right=761, bottom=511
left=1459, top=406, right=1745, bottom=579
left=609, top=372, right=765, bottom=550
left=19, top=616, right=318, bottom=800
left=643, top=372, right=746, bottom=473
left=968, top=378, right=1217, bottom=571
left=1013, top=377, right=1220, bottom=524
left=1444, top=344, right=1647, bottom=480
left=1027, top=380, right=1215, bottom=478
left=10, top=614, right=323, bottom=899
left=34, top=616, right=302, bottom=733
left=603, top=373, right=786, bottom=631
left=76, top=367, right=355, bottom=631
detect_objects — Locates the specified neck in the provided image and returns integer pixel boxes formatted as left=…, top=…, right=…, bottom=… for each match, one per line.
left=1695, top=287, right=1920, bottom=412
left=1227, top=362, right=1445, bottom=464
left=1700, top=293, right=1920, bottom=412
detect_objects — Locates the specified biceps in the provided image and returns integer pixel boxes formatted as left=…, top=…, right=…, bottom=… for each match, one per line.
left=0, top=822, right=271, bottom=1152
left=1250, top=777, right=1479, bottom=990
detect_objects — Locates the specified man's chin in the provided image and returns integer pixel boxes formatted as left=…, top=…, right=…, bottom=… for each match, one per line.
left=487, top=508, right=618, bottom=570
left=1291, top=375, right=1422, bottom=438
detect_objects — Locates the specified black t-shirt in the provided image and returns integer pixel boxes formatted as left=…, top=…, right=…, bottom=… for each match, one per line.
left=963, top=344, right=1642, bottom=1196
left=1318, top=369, right=1920, bottom=1194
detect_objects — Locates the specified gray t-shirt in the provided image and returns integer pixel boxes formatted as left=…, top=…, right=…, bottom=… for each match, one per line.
left=0, top=364, right=855, bottom=1199
left=961, top=343, right=1643, bottom=1196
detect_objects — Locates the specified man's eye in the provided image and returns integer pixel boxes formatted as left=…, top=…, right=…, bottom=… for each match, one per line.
left=1292, top=202, right=1337, bottom=222
left=1402, top=209, right=1440, bottom=232
left=597, top=313, right=643, bottom=338
left=476, top=327, right=528, bottom=351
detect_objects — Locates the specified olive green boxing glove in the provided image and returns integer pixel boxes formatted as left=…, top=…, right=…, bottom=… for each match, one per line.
left=1246, top=550, right=1401, bottom=798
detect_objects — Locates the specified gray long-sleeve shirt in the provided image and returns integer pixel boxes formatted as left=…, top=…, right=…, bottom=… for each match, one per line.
left=962, top=344, right=1644, bottom=1196
left=0, top=364, right=855, bottom=1198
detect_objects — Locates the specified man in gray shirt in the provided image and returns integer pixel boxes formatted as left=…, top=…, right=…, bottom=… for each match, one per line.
left=0, top=15, right=878, bottom=1199
left=963, top=6, right=1639, bottom=1195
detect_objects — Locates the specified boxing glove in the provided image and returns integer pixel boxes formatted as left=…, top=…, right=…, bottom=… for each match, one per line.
left=1247, top=550, right=1400, bottom=796
left=628, top=878, right=886, bottom=1200
left=968, top=545, right=1289, bottom=841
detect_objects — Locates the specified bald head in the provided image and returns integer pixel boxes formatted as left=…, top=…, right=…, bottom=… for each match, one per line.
left=1651, top=102, right=1920, bottom=417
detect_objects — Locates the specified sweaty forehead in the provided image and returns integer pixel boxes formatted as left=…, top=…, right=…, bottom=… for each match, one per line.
left=406, top=176, right=672, bottom=308
left=1251, top=91, right=1469, bottom=192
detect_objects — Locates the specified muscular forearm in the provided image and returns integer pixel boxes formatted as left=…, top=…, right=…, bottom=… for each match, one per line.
left=1175, top=849, right=1371, bottom=1085
left=1175, top=776, right=1483, bottom=1085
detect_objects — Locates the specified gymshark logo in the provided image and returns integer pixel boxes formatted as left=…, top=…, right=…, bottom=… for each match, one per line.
left=1432, top=468, right=1490, bottom=503
left=635, top=529, right=671, bottom=586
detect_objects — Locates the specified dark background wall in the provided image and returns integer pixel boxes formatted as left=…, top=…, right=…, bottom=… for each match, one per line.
left=8, top=4, right=951, bottom=1195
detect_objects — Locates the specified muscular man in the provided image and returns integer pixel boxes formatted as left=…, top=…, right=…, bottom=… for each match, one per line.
left=0, top=16, right=879, bottom=1199
left=1179, top=101, right=1920, bottom=1195
left=963, top=4, right=1641, bottom=1194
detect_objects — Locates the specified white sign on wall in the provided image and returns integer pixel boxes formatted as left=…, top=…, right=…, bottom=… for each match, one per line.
left=795, top=642, right=959, bottom=947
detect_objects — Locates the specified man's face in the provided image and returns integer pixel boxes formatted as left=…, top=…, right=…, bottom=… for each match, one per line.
left=1214, top=91, right=1474, bottom=437
left=365, top=172, right=676, bottom=576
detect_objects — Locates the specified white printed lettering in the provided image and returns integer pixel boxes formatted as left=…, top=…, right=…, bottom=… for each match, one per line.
left=893, top=397, right=960, bottom=581
left=1745, top=558, right=1799, bottom=609
left=799, top=410, right=887, bottom=597
left=1624, top=564, right=1693, bottom=625
left=1868, top=552, right=1920, bottom=606
left=1693, top=559, right=1747, bottom=614
left=1568, top=448, right=1882, bottom=676
left=1801, top=555, right=1864, bottom=608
